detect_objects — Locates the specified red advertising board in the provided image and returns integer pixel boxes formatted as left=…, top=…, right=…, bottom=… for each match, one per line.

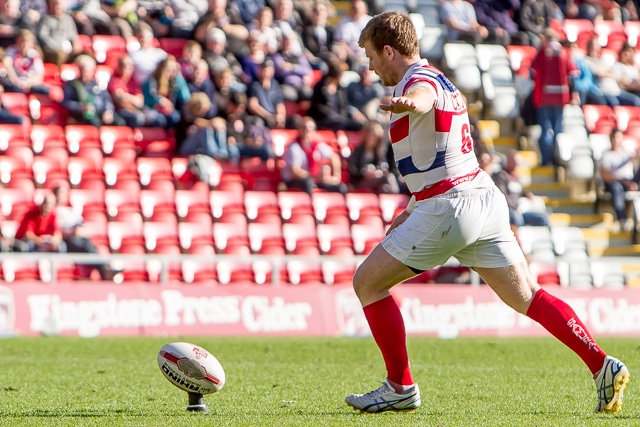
left=1, top=282, right=639, bottom=337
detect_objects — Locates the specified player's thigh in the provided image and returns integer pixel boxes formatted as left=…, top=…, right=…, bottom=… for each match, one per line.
left=353, top=244, right=416, bottom=296
left=474, top=262, right=540, bottom=314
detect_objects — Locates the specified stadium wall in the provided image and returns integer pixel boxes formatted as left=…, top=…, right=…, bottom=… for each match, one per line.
left=1, top=283, right=639, bottom=338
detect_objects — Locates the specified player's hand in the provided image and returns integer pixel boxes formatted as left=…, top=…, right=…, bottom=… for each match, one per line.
left=386, top=210, right=411, bottom=236
left=380, top=97, right=418, bottom=114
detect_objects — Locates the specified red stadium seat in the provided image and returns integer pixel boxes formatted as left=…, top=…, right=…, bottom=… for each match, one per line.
left=282, top=223, right=319, bottom=254
left=0, top=188, right=34, bottom=220
left=322, top=259, right=357, bottom=285
left=0, top=92, right=29, bottom=117
left=6, top=177, right=35, bottom=193
left=379, top=194, right=410, bottom=224
left=108, top=221, right=144, bottom=252
left=0, top=155, right=32, bottom=185
left=563, top=19, right=595, bottom=49
left=244, top=190, right=280, bottom=221
left=182, top=259, right=218, bottom=283
left=277, top=191, right=313, bottom=221
left=146, top=244, right=183, bottom=282
left=178, top=222, right=214, bottom=251
left=3, top=146, right=34, bottom=169
left=506, top=45, right=537, bottom=77
left=312, top=192, right=348, bottom=222
left=613, top=105, right=640, bottom=132
left=30, top=124, right=65, bottom=154
left=270, top=129, right=298, bottom=157
left=594, top=19, right=626, bottom=51
left=60, top=63, right=80, bottom=82
left=82, top=220, right=109, bottom=247
left=174, top=189, right=212, bottom=220
left=0, top=124, right=28, bottom=150
left=100, top=125, right=135, bottom=154
left=1, top=260, right=39, bottom=282
left=137, top=157, right=172, bottom=187
left=210, top=190, right=245, bottom=220
left=140, top=189, right=176, bottom=220
left=65, top=125, right=100, bottom=154
left=29, top=92, right=68, bottom=126
left=247, top=222, right=285, bottom=254
left=69, top=188, right=106, bottom=216
left=0, top=220, right=18, bottom=240
left=31, top=156, right=68, bottom=187
left=134, top=127, right=176, bottom=158
left=212, top=222, right=249, bottom=253
left=159, top=37, right=189, bottom=57
left=43, top=63, right=61, bottom=86
left=103, top=157, right=139, bottom=187
left=39, top=146, right=69, bottom=169
left=352, top=222, right=386, bottom=255
left=216, top=259, right=255, bottom=285
left=316, top=223, right=352, bottom=254
left=93, top=35, right=127, bottom=64
left=104, top=188, right=141, bottom=219
left=582, top=104, right=616, bottom=133
left=345, top=193, right=381, bottom=222
left=286, top=260, right=323, bottom=285
left=143, top=221, right=179, bottom=251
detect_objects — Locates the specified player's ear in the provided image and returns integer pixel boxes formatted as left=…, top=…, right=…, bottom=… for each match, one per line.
left=383, top=45, right=393, bottom=58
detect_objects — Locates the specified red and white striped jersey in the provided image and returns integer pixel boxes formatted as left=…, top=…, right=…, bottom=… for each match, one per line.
left=389, top=59, right=479, bottom=194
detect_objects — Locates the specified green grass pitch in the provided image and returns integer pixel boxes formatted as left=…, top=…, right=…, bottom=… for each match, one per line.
left=0, top=336, right=638, bottom=426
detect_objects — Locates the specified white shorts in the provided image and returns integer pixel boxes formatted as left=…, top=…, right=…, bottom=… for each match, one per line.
left=381, top=186, right=526, bottom=271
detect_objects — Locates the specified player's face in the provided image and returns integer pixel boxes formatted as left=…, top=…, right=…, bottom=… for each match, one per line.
left=363, top=41, right=395, bottom=87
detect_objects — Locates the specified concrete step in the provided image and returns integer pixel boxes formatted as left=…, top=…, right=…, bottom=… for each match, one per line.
left=582, top=229, right=634, bottom=251
left=549, top=212, right=614, bottom=228
left=518, top=150, right=539, bottom=169
left=621, top=263, right=640, bottom=287
left=546, top=199, right=596, bottom=215
left=589, top=244, right=640, bottom=257
left=529, top=165, right=556, bottom=184
left=526, top=182, right=571, bottom=200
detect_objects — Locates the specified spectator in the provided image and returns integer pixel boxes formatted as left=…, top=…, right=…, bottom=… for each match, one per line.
left=281, top=116, right=347, bottom=194
left=52, top=185, right=121, bottom=280
left=0, top=96, right=24, bottom=123
left=583, top=36, right=640, bottom=108
left=302, top=1, right=334, bottom=61
left=599, top=128, right=640, bottom=231
left=167, top=0, right=208, bottom=39
left=613, top=44, right=640, bottom=96
left=0, top=0, right=30, bottom=48
left=100, top=0, right=137, bottom=38
left=142, top=55, right=190, bottom=128
left=19, top=0, right=47, bottom=33
left=136, top=0, right=174, bottom=38
left=178, top=92, right=239, bottom=162
left=108, top=54, right=167, bottom=128
left=348, top=121, right=399, bottom=194
left=345, top=62, right=386, bottom=124
left=271, top=31, right=313, bottom=102
left=239, top=32, right=267, bottom=85
left=130, top=22, right=168, bottom=85
left=194, top=0, right=249, bottom=54
left=492, top=149, right=549, bottom=232
left=307, top=55, right=362, bottom=132
left=473, top=0, right=520, bottom=46
left=37, top=0, right=82, bottom=65
left=569, top=40, right=605, bottom=106
left=62, top=54, right=125, bottom=127
left=13, top=193, right=66, bottom=253
left=248, top=6, right=278, bottom=54
left=178, top=39, right=202, bottom=81
left=554, top=0, right=599, bottom=21
left=68, top=0, right=119, bottom=37
left=530, top=29, right=579, bottom=166
left=233, top=0, right=264, bottom=25
left=440, top=0, right=490, bottom=44
left=272, top=0, right=304, bottom=55
left=186, top=59, right=216, bottom=114
left=203, top=27, right=244, bottom=85
left=516, top=0, right=555, bottom=49
left=246, top=57, right=287, bottom=129
left=333, top=0, right=371, bottom=67
left=1, top=29, right=50, bottom=95
left=213, top=67, right=249, bottom=144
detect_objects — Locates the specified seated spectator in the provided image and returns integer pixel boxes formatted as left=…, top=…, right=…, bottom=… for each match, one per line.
left=62, top=54, right=125, bottom=127
left=68, top=0, right=119, bottom=37
left=307, top=55, right=362, bottom=132
left=130, top=22, right=168, bottom=86
left=236, top=122, right=273, bottom=161
left=348, top=121, right=399, bottom=194
left=52, top=185, right=121, bottom=280
left=204, top=27, right=244, bottom=86
left=0, top=0, right=30, bottom=48
left=100, top=0, right=136, bottom=38
left=136, top=0, right=174, bottom=38
left=142, top=55, right=190, bottom=128
left=599, top=129, right=640, bottom=231
left=19, top=0, right=47, bottom=34
left=345, top=62, right=386, bottom=124
left=272, top=31, right=313, bottom=102
left=302, top=1, right=334, bottom=63
left=167, top=0, right=207, bottom=39
left=248, top=6, right=278, bottom=54
left=186, top=59, right=216, bottom=116
left=108, top=54, right=167, bottom=128
left=440, top=0, right=490, bottom=44
left=333, top=0, right=370, bottom=67
left=281, top=116, right=347, bottom=195
left=213, top=66, right=250, bottom=142
left=613, top=44, right=640, bottom=97
left=516, top=0, right=555, bottom=49
left=246, top=57, right=287, bottom=129
left=232, top=0, right=265, bottom=25
left=1, top=29, right=50, bottom=95
left=194, top=0, right=249, bottom=53
left=179, top=40, right=202, bottom=82
left=272, top=0, right=304, bottom=55
left=239, top=32, right=267, bottom=85
left=492, top=149, right=549, bottom=232
left=554, top=0, right=599, bottom=21
left=178, top=92, right=239, bottom=163
left=473, top=0, right=519, bottom=46
left=569, top=40, right=602, bottom=106
left=37, top=0, right=82, bottom=65
left=583, top=36, right=640, bottom=107
left=13, top=192, right=66, bottom=253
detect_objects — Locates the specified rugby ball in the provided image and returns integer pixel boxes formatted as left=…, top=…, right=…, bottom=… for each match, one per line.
left=157, top=342, right=225, bottom=395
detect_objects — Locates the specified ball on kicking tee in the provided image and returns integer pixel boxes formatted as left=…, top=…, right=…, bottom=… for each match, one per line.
left=157, top=342, right=225, bottom=395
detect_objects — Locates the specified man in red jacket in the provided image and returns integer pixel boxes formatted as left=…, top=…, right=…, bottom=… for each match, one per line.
left=13, top=192, right=66, bottom=253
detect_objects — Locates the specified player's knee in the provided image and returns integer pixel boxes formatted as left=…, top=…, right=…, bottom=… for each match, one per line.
left=352, top=265, right=370, bottom=297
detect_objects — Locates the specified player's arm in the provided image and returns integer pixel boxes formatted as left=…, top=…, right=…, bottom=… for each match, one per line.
left=380, top=85, right=436, bottom=115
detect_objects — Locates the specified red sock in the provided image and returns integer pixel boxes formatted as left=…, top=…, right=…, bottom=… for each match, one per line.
left=363, top=295, right=414, bottom=386
left=526, top=288, right=606, bottom=374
